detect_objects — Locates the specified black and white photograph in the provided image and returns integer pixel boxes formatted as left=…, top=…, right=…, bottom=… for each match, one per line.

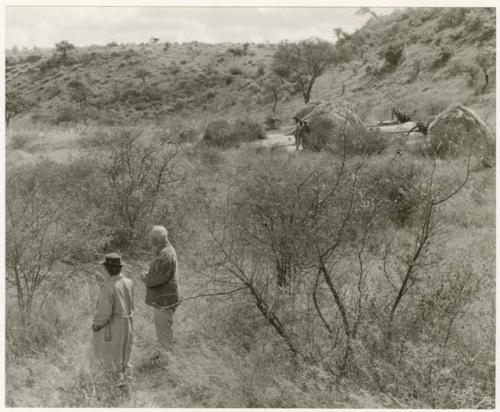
left=3, top=2, right=496, bottom=408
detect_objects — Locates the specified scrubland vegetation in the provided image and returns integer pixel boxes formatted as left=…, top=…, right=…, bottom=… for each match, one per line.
left=5, top=7, right=495, bottom=408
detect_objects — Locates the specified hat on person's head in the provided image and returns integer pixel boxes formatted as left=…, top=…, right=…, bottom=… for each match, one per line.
left=101, top=253, right=124, bottom=268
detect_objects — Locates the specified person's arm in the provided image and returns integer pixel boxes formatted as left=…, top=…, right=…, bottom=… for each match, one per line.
left=143, top=252, right=176, bottom=288
left=92, top=284, right=114, bottom=331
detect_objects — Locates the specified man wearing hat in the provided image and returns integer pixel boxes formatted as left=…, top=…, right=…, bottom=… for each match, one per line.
left=141, top=225, right=179, bottom=351
left=92, top=253, right=134, bottom=384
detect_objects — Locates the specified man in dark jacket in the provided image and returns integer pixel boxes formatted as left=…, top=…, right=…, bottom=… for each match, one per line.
left=141, top=225, right=179, bottom=350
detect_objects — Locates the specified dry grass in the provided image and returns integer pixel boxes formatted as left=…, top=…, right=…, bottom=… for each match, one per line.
left=6, top=260, right=393, bottom=408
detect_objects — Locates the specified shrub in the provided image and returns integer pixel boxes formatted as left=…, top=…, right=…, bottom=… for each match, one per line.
left=203, top=119, right=266, bottom=148
left=229, top=67, right=243, bottom=75
left=436, top=8, right=467, bottom=31
left=336, top=126, right=388, bottom=156
left=169, top=63, right=180, bottom=74
left=264, top=116, right=282, bottom=130
left=203, top=119, right=232, bottom=146
left=377, top=42, right=405, bottom=75
left=227, top=47, right=246, bottom=57
left=231, top=119, right=266, bottom=142
left=24, top=53, right=42, bottom=63
left=431, top=46, right=454, bottom=69
left=383, top=42, right=404, bottom=66
left=8, top=132, right=36, bottom=151
left=55, top=106, right=79, bottom=124
left=363, top=158, right=426, bottom=226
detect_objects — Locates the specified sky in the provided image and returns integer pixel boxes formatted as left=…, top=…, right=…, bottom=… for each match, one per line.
left=5, top=5, right=395, bottom=49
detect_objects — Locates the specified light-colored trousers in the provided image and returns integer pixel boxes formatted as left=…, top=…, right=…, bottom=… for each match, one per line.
left=153, top=308, right=174, bottom=350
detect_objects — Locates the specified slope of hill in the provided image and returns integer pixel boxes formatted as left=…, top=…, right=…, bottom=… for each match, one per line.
left=5, top=7, right=496, bottom=131
left=312, top=7, right=496, bottom=127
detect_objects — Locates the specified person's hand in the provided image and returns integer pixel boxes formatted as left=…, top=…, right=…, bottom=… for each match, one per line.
left=92, top=324, right=101, bottom=332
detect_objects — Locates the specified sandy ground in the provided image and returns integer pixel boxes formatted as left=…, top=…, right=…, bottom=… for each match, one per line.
left=259, top=131, right=297, bottom=151
left=256, top=122, right=425, bottom=153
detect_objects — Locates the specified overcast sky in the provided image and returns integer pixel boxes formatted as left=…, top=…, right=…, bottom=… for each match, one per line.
left=5, top=6, right=395, bottom=49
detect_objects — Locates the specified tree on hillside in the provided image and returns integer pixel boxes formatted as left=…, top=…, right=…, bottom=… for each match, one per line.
left=356, top=7, right=378, bottom=19
left=272, top=38, right=337, bottom=104
left=476, top=48, right=495, bottom=94
left=135, top=68, right=151, bottom=83
left=6, top=91, right=30, bottom=127
left=68, top=80, right=91, bottom=124
left=333, top=27, right=351, bottom=41
left=55, top=40, right=75, bottom=61
left=258, top=73, right=286, bottom=113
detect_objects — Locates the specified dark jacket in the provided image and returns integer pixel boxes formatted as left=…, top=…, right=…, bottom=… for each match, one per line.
left=143, top=242, right=179, bottom=309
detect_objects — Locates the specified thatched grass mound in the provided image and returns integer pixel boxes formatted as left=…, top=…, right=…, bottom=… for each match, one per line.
left=427, top=104, right=495, bottom=157
left=294, top=102, right=366, bottom=152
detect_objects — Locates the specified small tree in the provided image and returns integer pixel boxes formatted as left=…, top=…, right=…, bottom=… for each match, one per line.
left=476, top=48, right=495, bottom=94
left=68, top=80, right=91, bottom=124
left=6, top=161, right=73, bottom=316
left=135, top=68, right=151, bottom=83
left=272, top=38, right=337, bottom=103
left=259, top=73, right=286, bottom=113
left=6, top=90, right=29, bottom=127
left=97, top=128, right=185, bottom=250
left=55, top=40, right=75, bottom=61
left=333, top=27, right=350, bottom=41
left=356, top=7, right=378, bottom=19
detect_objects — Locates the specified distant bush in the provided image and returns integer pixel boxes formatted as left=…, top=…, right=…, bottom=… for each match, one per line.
left=23, top=53, right=42, bottom=63
left=106, top=41, right=118, bottom=47
left=229, top=67, right=243, bottom=75
left=383, top=42, right=404, bottom=66
left=227, top=47, right=246, bottom=57
left=55, top=106, right=79, bottom=124
left=335, top=41, right=355, bottom=63
left=169, top=64, right=180, bottom=74
left=436, top=8, right=467, bottom=31
left=377, top=42, right=405, bottom=75
left=38, top=56, right=61, bottom=73
left=431, top=46, right=454, bottom=69
left=232, top=119, right=266, bottom=142
left=336, top=127, right=388, bottom=156
left=203, top=119, right=232, bottom=146
left=120, top=88, right=141, bottom=102
left=364, top=158, right=426, bottom=226
left=255, top=66, right=265, bottom=77
left=8, top=132, right=36, bottom=151
left=264, top=116, right=282, bottom=131
left=203, top=118, right=266, bottom=148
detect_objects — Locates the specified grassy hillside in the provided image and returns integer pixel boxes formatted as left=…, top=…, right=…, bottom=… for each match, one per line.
left=4, top=7, right=496, bottom=408
left=6, top=7, right=496, bottom=131
left=313, top=7, right=496, bottom=127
